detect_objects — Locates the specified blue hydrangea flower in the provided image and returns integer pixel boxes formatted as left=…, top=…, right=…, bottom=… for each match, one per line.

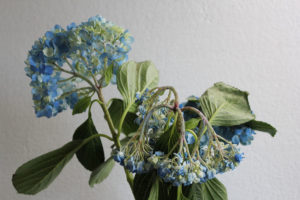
left=185, top=131, right=195, bottom=144
left=25, top=15, right=133, bottom=118
left=214, top=126, right=256, bottom=145
left=234, top=153, right=244, bottom=163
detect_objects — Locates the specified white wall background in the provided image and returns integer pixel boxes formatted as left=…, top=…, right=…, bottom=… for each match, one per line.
left=1, top=0, right=299, bottom=199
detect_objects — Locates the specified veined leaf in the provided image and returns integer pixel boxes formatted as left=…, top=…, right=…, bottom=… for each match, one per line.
left=185, top=118, right=201, bottom=130
left=133, top=171, right=157, bottom=200
left=148, top=178, right=159, bottom=200
left=89, top=157, right=115, bottom=187
left=73, top=116, right=105, bottom=171
left=155, top=112, right=179, bottom=154
left=184, top=178, right=228, bottom=200
left=12, top=136, right=98, bottom=195
left=117, top=60, right=159, bottom=106
left=158, top=181, right=177, bottom=200
left=72, top=96, right=91, bottom=115
left=108, top=98, right=139, bottom=135
left=246, top=120, right=277, bottom=137
left=199, top=82, right=255, bottom=126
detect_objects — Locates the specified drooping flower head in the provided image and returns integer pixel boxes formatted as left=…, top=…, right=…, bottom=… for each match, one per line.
left=25, top=15, right=133, bottom=118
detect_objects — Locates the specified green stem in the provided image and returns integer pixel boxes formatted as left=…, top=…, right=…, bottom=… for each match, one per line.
left=124, top=168, right=134, bottom=193
left=186, top=129, right=198, bottom=145
left=96, top=88, right=120, bottom=149
left=53, top=63, right=97, bottom=91
left=117, top=104, right=131, bottom=138
left=95, top=88, right=134, bottom=193
left=97, top=134, right=114, bottom=141
left=177, top=185, right=182, bottom=200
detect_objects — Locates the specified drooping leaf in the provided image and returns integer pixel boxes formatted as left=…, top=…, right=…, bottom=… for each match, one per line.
left=155, top=112, right=179, bottom=154
left=89, top=157, right=115, bottom=187
left=117, top=60, right=159, bottom=106
left=246, top=120, right=277, bottom=137
left=183, top=178, right=228, bottom=200
left=108, top=98, right=139, bottom=135
left=73, top=117, right=105, bottom=171
left=12, top=137, right=97, bottom=195
left=185, top=118, right=201, bottom=130
left=199, top=82, right=255, bottom=126
left=148, top=178, right=159, bottom=200
left=72, top=96, right=91, bottom=115
left=133, top=171, right=157, bottom=200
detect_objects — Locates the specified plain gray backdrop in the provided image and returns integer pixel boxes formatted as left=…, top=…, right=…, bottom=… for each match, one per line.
left=1, top=0, right=299, bottom=199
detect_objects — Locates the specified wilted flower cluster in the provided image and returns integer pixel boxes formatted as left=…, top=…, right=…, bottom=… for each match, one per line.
left=134, top=89, right=170, bottom=138
left=113, top=136, right=243, bottom=186
left=113, top=91, right=245, bottom=186
left=25, top=15, right=133, bottom=117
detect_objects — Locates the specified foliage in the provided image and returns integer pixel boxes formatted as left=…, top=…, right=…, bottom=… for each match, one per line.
left=12, top=15, right=277, bottom=200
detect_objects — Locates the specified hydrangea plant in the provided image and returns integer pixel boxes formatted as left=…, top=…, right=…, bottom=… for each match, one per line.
left=12, top=16, right=276, bottom=200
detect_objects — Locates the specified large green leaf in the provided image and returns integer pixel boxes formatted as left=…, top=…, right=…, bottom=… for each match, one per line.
left=246, top=120, right=277, bottom=137
left=148, top=178, right=159, bottom=200
left=117, top=60, right=159, bottom=106
left=72, top=96, right=91, bottom=115
left=158, top=181, right=177, bottom=200
left=155, top=112, right=179, bottom=154
left=12, top=137, right=98, bottom=195
left=108, top=98, right=139, bottom=135
left=73, top=116, right=105, bottom=171
left=185, top=118, right=201, bottom=130
left=89, top=157, right=115, bottom=187
left=184, top=178, right=228, bottom=200
left=199, top=82, right=255, bottom=126
left=133, top=171, right=157, bottom=200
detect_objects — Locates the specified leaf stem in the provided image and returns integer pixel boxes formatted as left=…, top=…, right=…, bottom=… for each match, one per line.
left=117, top=104, right=131, bottom=138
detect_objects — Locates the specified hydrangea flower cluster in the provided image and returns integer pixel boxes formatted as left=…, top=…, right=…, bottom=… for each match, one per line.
left=113, top=137, right=243, bottom=186
left=25, top=15, right=133, bottom=117
left=113, top=90, right=244, bottom=186
left=134, top=89, right=170, bottom=138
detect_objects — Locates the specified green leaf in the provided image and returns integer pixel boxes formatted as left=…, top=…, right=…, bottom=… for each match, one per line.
left=199, top=82, right=255, bottom=126
left=204, top=178, right=228, bottom=200
left=12, top=138, right=97, bottom=195
left=129, top=102, right=138, bottom=113
left=108, top=98, right=139, bottom=135
left=155, top=112, right=179, bottom=154
left=185, top=118, right=201, bottom=130
left=72, top=96, right=91, bottom=115
left=184, top=178, right=228, bottom=200
left=158, top=181, right=177, bottom=200
left=246, top=120, right=277, bottom=137
left=148, top=178, right=159, bottom=200
left=104, top=64, right=114, bottom=85
left=73, top=117, right=105, bottom=171
left=117, top=60, right=159, bottom=106
left=89, top=157, right=115, bottom=187
left=133, top=171, right=157, bottom=200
